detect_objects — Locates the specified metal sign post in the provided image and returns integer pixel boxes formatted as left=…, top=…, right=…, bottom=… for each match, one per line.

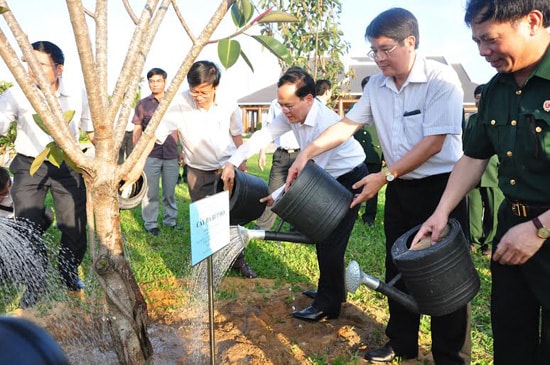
left=189, top=191, right=230, bottom=365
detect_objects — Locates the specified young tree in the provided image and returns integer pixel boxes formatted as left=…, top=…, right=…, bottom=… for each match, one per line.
left=258, top=0, right=350, bottom=98
left=0, top=1, right=295, bottom=363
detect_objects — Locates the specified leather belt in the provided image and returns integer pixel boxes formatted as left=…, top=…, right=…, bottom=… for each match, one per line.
left=507, top=199, right=550, bottom=217
left=277, top=147, right=300, bottom=154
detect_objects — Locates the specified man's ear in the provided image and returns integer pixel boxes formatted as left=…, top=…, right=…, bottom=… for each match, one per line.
left=55, top=64, right=64, bottom=77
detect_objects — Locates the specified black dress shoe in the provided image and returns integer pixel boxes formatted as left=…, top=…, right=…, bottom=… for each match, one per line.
left=291, top=306, right=338, bottom=321
left=364, top=343, right=416, bottom=363
left=146, top=227, right=160, bottom=236
left=302, top=290, right=317, bottom=299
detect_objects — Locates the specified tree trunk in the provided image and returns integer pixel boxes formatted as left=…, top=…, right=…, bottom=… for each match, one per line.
left=86, top=174, right=152, bottom=364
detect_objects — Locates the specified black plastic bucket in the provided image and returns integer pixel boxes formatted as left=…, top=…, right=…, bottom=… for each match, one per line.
left=214, top=169, right=268, bottom=225
left=391, top=218, right=480, bottom=316
left=271, top=160, right=352, bottom=242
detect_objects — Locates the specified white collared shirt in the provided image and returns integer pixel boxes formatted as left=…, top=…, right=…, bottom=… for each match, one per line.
left=229, top=99, right=365, bottom=178
left=346, top=55, right=464, bottom=179
left=0, top=78, right=92, bottom=158
left=156, top=90, right=243, bottom=170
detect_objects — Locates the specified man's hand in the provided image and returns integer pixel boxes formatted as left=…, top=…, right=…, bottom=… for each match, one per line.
left=258, top=150, right=267, bottom=171
left=350, top=171, right=386, bottom=208
left=259, top=194, right=274, bottom=207
left=221, top=162, right=236, bottom=193
left=411, top=213, right=449, bottom=249
left=493, top=221, right=545, bottom=265
left=286, top=153, right=309, bottom=189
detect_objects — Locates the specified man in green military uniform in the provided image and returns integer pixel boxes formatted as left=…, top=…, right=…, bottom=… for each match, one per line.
left=415, top=1, right=550, bottom=364
left=465, top=84, right=505, bottom=255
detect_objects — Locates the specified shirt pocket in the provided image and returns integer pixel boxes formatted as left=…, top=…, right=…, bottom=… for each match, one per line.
left=523, top=111, right=550, bottom=162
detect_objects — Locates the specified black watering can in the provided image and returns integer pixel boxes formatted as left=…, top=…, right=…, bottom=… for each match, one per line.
left=345, top=219, right=480, bottom=316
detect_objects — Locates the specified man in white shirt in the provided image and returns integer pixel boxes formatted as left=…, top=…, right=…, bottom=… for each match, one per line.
left=255, top=98, right=301, bottom=231
left=222, top=67, right=367, bottom=321
left=156, top=60, right=256, bottom=278
left=286, top=9, right=470, bottom=364
left=0, top=41, right=93, bottom=304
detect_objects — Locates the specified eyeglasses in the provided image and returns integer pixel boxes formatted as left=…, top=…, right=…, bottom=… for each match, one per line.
left=278, top=98, right=306, bottom=112
left=189, top=89, right=214, bottom=98
left=367, top=43, right=399, bottom=60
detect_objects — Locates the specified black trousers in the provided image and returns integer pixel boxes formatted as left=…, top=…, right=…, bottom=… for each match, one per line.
left=384, top=173, right=470, bottom=364
left=491, top=206, right=550, bottom=365
left=311, top=163, right=368, bottom=314
left=10, top=154, right=87, bottom=285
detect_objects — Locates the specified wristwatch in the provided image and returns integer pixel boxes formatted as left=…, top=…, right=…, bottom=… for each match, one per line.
left=383, top=168, right=395, bottom=182
left=532, top=216, right=550, bottom=239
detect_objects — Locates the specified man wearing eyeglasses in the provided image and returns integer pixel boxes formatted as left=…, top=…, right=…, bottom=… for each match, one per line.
left=221, top=66, right=367, bottom=322
left=0, top=41, right=93, bottom=305
left=286, top=8, right=470, bottom=364
left=155, top=60, right=256, bottom=278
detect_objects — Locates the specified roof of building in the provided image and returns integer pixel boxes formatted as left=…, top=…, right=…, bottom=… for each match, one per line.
left=238, top=55, right=478, bottom=106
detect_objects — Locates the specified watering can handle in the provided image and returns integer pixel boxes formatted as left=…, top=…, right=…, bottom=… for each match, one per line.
left=376, top=274, right=420, bottom=314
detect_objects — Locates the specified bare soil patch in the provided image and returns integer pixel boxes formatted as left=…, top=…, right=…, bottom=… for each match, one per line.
left=16, top=277, right=434, bottom=364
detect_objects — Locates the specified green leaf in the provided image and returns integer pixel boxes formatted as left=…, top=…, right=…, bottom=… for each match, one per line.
left=32, top=114, right=50, bottom=134
left=64, top=110, right=75, bottom=122
left=239, top=50, right=254, bottom=73
left=231, top=0, right=253, bottom=27
left=218, top=39, right=241, bottom=69
left=251, top=35, right=293, bottom=65
left=258, top=10, right=299, bottom=23
left=0, top=6, right=9, bottom=14
left=47, top=142, right=63, bottom=168
left=30, top=146, right=51, bottom=176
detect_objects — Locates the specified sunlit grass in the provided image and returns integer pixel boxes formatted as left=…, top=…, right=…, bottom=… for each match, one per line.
left=8, top=152, right=492, bottom=364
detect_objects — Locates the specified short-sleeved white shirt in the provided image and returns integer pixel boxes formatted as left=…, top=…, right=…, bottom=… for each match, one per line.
left=0, top=78, right=92, bottom=158
left=229, top=99, right=365, bottom=179
left=156, top=90, right=243, bottom=171
left=346, top=55, right=464, bottom=179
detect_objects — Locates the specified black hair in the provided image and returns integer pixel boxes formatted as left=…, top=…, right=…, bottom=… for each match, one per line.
left=315, top=79, right=332, bottom=97
left=361, top=76, right=371, bottom=89
left=465, top=0, right=550, bottom=27
left=0, top=166, right=10, bottom=191
left=365, top=8, right=420, bottom=49
left=474, top=84, right=485, bottom=96
left=31, top=41, right=64, bottom=65
left=277, top=67, right=316, bottom=98
left=146, top=68, right=167, bottom=80
left=187, top=61, right=221, bottom=88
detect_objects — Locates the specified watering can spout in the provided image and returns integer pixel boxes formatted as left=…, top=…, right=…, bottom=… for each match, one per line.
left=345, top=260, right=420, bottom=314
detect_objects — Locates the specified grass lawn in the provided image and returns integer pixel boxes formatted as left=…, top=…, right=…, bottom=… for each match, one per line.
left=4, top=152, right=494, bottom=364
left=119, top=153, right=493, bottom=363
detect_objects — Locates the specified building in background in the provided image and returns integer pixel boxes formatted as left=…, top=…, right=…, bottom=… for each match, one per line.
left=238, top=56, right=481, bottom=132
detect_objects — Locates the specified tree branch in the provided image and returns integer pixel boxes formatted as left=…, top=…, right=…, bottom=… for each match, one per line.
left=0, top=4, right=85, bottom=167
left=171, top=0, right=197, bottom=44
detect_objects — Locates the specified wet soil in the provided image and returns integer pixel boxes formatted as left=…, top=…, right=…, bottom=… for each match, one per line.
left=16, top=277, right=434, bottom=364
